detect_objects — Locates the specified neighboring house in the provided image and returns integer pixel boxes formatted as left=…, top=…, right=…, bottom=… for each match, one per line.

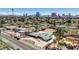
left=28, top=32, right=55, bottom=42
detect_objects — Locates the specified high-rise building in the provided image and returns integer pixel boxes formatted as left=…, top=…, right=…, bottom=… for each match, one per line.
left=62, top=14, right=65, bottom=17
left=62, top=14, right=65, bottom=20
left=67, top=13, right=72, bottom=20
left=58, top=14, right=61, bottom=18
left=36, top=12, right=40, bottom=17
left=12, top=8, right=14, bottom=16
left=23, top=13, right=28, bottom=17
left=51, top=12, right=56, bottom=17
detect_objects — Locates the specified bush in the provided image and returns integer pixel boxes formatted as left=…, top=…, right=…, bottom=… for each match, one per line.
left=66, top=44, right=74, bottom=49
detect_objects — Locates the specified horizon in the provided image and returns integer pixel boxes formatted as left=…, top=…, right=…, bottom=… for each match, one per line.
left=0, top=8, right=79, bottom=16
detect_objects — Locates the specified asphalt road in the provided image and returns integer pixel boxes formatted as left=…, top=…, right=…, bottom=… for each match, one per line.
left=0, top=32, right=43, bottom=50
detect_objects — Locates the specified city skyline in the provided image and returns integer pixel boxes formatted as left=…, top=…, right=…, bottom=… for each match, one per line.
left=0, top=8, right=79, bottom=16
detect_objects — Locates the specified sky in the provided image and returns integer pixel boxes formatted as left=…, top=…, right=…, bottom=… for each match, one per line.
left=0, top=8, right=79, bottom=16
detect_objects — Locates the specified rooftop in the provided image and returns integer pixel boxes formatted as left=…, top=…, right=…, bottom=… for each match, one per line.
left=28, top=32, right=54, bottom=41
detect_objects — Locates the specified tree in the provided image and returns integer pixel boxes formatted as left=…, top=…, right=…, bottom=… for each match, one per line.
left=67, top=20, right=71, bottom=26
left=53, top=27, right=67, bottom=48
left=53, top=20, right=56, bottom=26
left=54, top=27, right=66, bottom=39
left=33, top=22, right=40, bottom=32
left=0, top=20, right=5, bottom=27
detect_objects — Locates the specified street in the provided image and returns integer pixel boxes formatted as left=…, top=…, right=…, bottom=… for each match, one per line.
left=0, top=32, right=43, bottom=50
